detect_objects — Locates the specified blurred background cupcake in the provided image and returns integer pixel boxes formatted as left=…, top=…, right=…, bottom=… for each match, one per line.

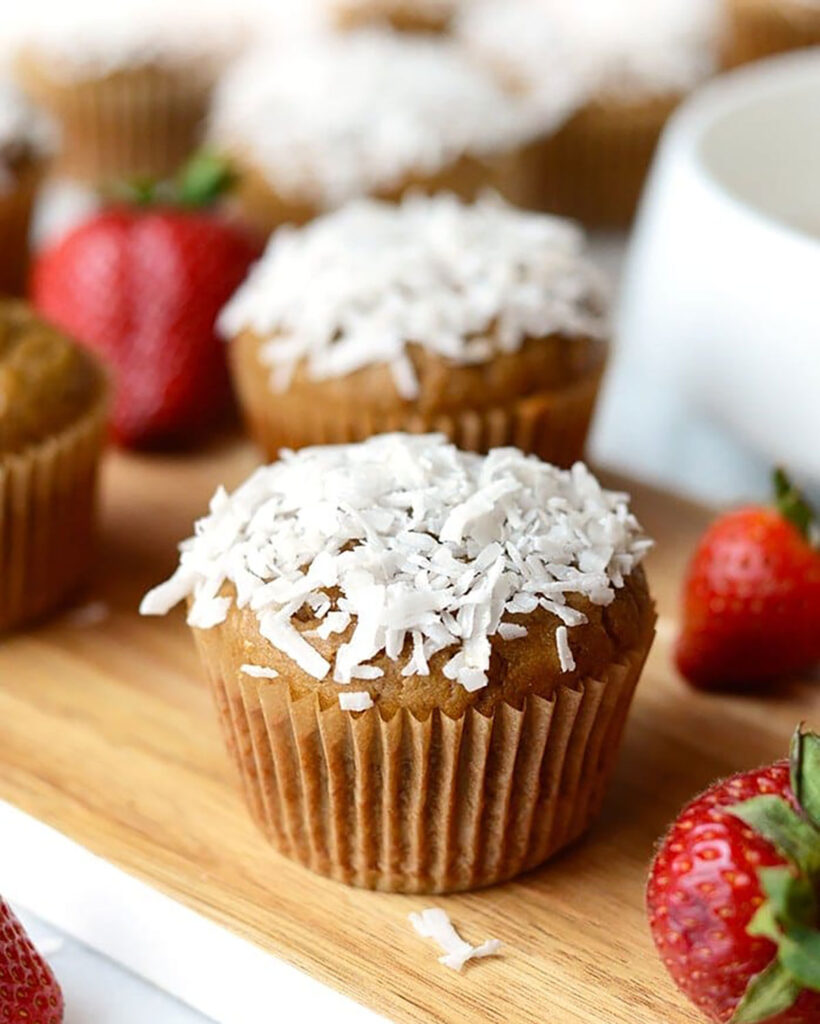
left=457, top=0, right=723, bottom=226
left=724, top=0, right=820, bottom=66
left=0, top=81, right=51, bottom=295
left=219, top=192, right=609, bottom=465
left=208, top=31, right=534, bottom=235
left=12, top=0, right=243, bottom=185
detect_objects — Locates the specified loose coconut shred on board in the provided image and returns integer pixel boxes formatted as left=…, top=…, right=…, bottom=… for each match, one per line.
left=141, top=434, right=650, bottom=703
left=409, top=908, right=501, bottom=972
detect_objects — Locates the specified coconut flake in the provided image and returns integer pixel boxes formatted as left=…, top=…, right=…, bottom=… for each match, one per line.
left=141, top=434, right=650, bottom=693
left=556, top=624, right=576, bottom=672
left=240, top=664, right=279, bottom=679
left=338, top=691, right=375, bottom=712
left=218, top=193, right=608, bottom=399
left=409, top=908, right=502, bottom=972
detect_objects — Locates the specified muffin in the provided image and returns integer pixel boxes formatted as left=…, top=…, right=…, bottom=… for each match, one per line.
left=14, top=8, right=239, bottom=183
left=724, top=0, right=820, bottom=66
left=329, top=0, right=458, bottom=33
left=0, top=302, right=107, bottom=631
left=208, top=32, right=533, bottom=234
left=457, top=0, right=721, bottom=226
left=0, top=83, right=52, bottom=295
left=141, top=433, right=655, bottom=892
left=219, top=193, right=609, bottom=467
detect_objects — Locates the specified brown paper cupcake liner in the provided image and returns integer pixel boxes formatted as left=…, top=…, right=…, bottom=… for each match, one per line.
left=231, top=150, right=501, bottom=236
left=0, top=396, right=107, bottom=631
left=0, top=161, right=43, bottom=296
left=508, top=95, right=681, bottom=228
left=724, top=0, right=820, bottom=66
left=16, top=58, right=215, bottom=182
left=240, top=357, right=606, bottom=470
left=193, top=610, right=655, bottom=892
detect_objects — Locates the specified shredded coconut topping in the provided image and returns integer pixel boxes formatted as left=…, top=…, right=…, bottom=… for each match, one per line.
left=209, top=32, right=534, bottom=209
left=218, top=193, right=608, bottom=398
left=338, top=691, right=375, bottom=712
left=14, top=1, right=244, bottom=79
left=457, top=0, right=721, bottom=122
left=140, top=434, right=650, bottom=693
left=409, top=908, right=502, bottom=971
left=240, top=663, right=279, bottom=679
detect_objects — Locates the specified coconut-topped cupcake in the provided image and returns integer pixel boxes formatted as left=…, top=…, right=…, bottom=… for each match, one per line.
left=142, top=433, right=655, bottom=890
left=457, top=0, right=721, bottom=224
left=209, top=32, right=533, bottom=232
left=14, top=3, right=243, bottom=181
left=220, top=192, right=609, bottom=465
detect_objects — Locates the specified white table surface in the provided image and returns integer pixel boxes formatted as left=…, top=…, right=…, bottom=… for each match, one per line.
left=14, top=908, right=212, bottom=1024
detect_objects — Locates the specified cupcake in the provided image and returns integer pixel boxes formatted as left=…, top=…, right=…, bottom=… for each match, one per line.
left=0, top=83, right=51, bottom=296
left=457, top=0, right=721, bottom=226
left=724, top=0, right=820, bottom=66
left=219, top=193, right=609, bottom=467
left=0, top=301, right=107, bottom=631
left=208, top=32, right=532, bottom=234
left=328, top=0, right=458, bottom=33
left=141, top=433, right=655, bottom=892
left=14, top=6, right=240, bottom=184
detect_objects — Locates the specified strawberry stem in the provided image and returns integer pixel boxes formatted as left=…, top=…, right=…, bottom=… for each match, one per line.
left=774, top=468, right=816, bottom=540
left=175, top=151, right=236, bottom=209
left=105, top=152, right=236, bottom=211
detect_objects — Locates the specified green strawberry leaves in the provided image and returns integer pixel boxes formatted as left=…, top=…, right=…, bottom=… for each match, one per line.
left=732, top=962, right=803, bottom=1024
left=791, top=727, right=820, bottom=830
left=729, top=796, right=820, bottom=876
left=774, top=468, right=817, bottom=543
left=108, top=152, right=236, bottom=211
left=729, top=726, right=820, bottom=1024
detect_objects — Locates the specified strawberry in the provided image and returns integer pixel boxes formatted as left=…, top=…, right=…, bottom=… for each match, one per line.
left=676, top=470, right=820, bottom=690
left=0, top=898, right=64, bottom=1023
left=31, top=154, right=261, bottom=449
left=647, top=726, right=820, bottom=1023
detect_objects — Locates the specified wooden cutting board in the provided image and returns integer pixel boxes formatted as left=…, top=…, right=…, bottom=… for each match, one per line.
left=0, top=438, right=817, bottom=1024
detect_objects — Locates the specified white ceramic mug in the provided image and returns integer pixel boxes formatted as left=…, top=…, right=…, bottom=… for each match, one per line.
left=598, top=50, right=820, bottom=496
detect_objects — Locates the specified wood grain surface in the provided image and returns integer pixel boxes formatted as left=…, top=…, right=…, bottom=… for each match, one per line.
left=0, top=437, right=817, bottom=1024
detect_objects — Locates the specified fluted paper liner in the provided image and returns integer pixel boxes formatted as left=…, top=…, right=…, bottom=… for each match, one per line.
left=16, top=58, right=215, bottom=182
left=232, top=151, right=505, bottom=236
left=724, top=0, right=820, bottom=67
left=507, top=96, right=679, bottom=228
left=0, top=396, right=106, bottom=631
left=240, top=355, right=606, bottom=471
left=193, top=612, right=655, bottom=892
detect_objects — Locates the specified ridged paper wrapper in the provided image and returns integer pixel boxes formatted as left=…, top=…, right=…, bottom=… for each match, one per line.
left=0, top=396, right=107, bottom=631
left=229, top=151, right=505, bottom=236
left=16, top=56, right=216, bottom=182
left=191, top=609, right=655, bottom=893
left=234, top=345, right=607, bottom=470
left=724, top=0, right=820, bottom=66
left=500, top=95, right=680, bottom=228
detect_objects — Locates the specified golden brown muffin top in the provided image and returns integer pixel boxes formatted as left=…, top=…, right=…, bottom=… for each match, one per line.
left=233, top=328, right=605, bottom=419
left=0, top=302, right=105, bottom=455
left=142, top=434, right=653, bottom=718
left=204, top=566, right=653, bottom=719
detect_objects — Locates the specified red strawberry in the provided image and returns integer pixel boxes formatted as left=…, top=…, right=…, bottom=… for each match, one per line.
left=647, top=726, right=820, bottom=1023
left=31, top=155, right=261, bottom=449
left=676, top=471, right=820, bottom=690
left=0, top=898, right=64, bottom=1023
